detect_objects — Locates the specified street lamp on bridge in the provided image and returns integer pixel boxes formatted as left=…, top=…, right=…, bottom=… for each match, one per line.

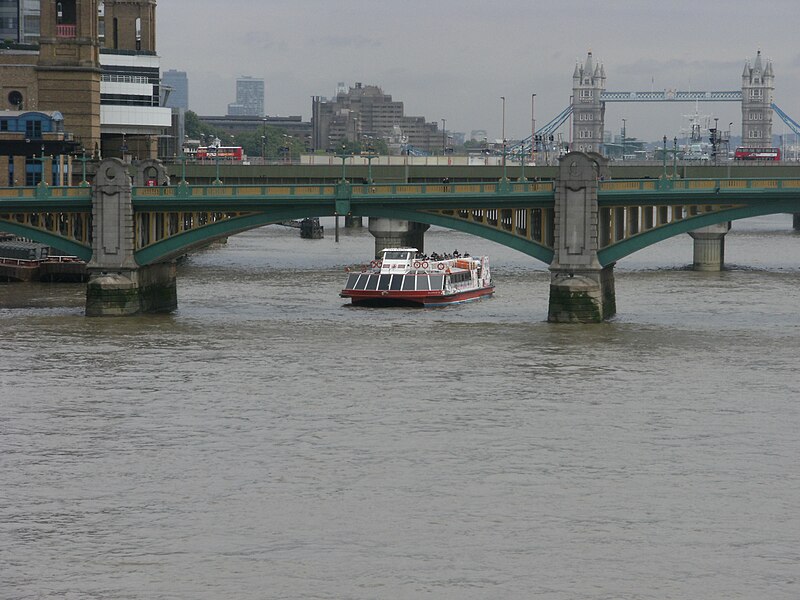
left=621, top=118, right=627, bottom=161
left=500, top=96, right=508, bottom=185
left=531, top=93, right=536, bottom=166
left=78, top=147, right=89, bottom=187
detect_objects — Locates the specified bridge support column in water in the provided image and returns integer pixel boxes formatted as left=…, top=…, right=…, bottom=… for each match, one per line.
left=548, top=152, right=615, bottom=323
left=794, top=214, right=800, bottom=231
left=85, top=158, right=177, bottom=316
left=368, top=218, right=430, bottom=258
left=345, top=215, right=363, bottom=228
left=689, top=222, right=730, bottom=271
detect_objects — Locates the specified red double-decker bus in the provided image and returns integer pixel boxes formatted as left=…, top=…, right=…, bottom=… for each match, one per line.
left=196, top=146, right=244, bottom=160
left=734, top=147, right=781, bottom=161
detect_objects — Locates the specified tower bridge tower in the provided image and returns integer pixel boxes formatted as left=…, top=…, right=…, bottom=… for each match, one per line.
left=741, top=50, right=774, bottom=148
left=571, top=52, right=605, bottom=153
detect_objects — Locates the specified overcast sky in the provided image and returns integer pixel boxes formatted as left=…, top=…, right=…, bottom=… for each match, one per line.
left=156, top=0, right=800, bottom=143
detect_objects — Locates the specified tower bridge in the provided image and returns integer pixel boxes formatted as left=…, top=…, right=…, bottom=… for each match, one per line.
left=512, top=50, right=800, bottom=159
left=2, top=154, right=800, bottom=322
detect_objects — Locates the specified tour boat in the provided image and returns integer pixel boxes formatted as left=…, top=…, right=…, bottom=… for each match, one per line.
left=340, top=247, right=494, bottom=307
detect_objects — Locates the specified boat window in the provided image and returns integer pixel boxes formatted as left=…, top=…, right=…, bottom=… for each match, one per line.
left=346, top=274, right=359, bottom=289
left=417, top=275, right=429, bottom=291
left=402, top=275, right=416, bottom=290
left=429, top=275, right=444, bottom=290
left=365, top=274, right=379, bottom=290
left=378, top=274, right=391, bottom=290
left=384, top=251, right=410, bottom=260
left=354, top=274, right=369, bottom=290
left=390, top=275, right=403, bottom=290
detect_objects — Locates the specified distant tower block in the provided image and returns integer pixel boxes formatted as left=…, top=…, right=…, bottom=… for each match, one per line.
left=571, top=52, right=606, bottom=153
left=741, top=50, right=775, bottom=148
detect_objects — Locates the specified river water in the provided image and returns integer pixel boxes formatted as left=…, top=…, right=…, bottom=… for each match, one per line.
left=2, top=216, right=799, bottom=599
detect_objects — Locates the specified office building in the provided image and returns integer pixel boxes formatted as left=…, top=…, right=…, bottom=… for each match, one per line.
left=228, top=76, right=264, bottom=117
left=312, top=82, right=439, bottom=154
left=0, top=0, right=39, bottom=44
left=162, top=69, right=189, bottom=111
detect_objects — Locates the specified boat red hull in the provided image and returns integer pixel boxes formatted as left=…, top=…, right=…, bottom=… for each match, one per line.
left=341, top=285, right=494, bottom=307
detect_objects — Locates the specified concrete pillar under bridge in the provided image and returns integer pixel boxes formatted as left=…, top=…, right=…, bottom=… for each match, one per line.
left=368, top=218, right=430, bottom=258
left=689, top=223, right=730, bottom=271
left=345, top=215, right=363, bottom=228
left=548, top=152, right=616, bottom=323
left=85, top=159, right=177, bottom=316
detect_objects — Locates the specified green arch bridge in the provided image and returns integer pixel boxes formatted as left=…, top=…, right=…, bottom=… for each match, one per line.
left=1, top=154, right=798, bottom=319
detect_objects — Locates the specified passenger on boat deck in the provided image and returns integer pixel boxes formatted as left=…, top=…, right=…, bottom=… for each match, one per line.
left=453, top=249, right=460, bottom=257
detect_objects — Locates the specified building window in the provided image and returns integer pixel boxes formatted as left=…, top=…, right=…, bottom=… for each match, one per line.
left=579, top=130, right=592, bottom=139
left=0, top=120, right=7, bottom=132
left=749, top=129, right=761, bottom=139
left=750, top=89, right=763, bottom=99
left=25, top=156, right=39, bottom=186
left=25, top=120, right=42, bottom=139
left=8, top=90, right=23, bottom=109
left=580, top=89, right=593, bottom=99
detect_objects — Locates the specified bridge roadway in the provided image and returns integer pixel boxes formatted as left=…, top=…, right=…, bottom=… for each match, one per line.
left=0, top=153, right=799, bottom=320
left=167, top=159, right=800, bottom=187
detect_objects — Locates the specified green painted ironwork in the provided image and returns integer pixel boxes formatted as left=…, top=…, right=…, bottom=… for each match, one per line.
left=3, top=177, right=800, bottom=267
left=0, top=220, right=92, bottom=260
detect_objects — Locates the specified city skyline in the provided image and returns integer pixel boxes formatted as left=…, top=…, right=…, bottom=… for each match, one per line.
left=156, top=0, right=800, bottom=142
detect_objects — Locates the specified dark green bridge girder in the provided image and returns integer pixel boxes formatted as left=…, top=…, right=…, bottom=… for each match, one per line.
left=133, top=181, right=557, bottom=265
left=597, top=199, right=800, bottom=265
left=134, top=206, right=557, bottom=266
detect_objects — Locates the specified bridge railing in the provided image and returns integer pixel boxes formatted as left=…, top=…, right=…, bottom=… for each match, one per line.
left=132, top=180, right=556, bottom=199
left=600, top=178, right=800, bottom=192
left=0, top=186, right=92, bottom=199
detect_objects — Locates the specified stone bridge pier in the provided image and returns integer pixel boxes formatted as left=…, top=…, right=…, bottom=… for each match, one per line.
left=368, top=218, right=430, bottom=258
left=689, top=222, right=731, bottom=271
left=548, top=152, right=616, bottom=323
left=85, top=159, right=177, bottom=316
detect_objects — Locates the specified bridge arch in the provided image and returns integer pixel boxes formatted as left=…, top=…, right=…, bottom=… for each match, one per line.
left=598, top=201, right=798, bottom=265
left=0, top=221, right=92, bottom=259
left=135, top=207, right=556, bottom=266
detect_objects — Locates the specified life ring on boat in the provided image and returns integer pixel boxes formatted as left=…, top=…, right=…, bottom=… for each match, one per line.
left=376, top=260, right=382, bottom=268
left=370, top=260, right=377, bottom=268
left=437, top=262, right=445, bottom=270
left=413, top=261, right=421, bottom=269
left=421, top=261, right=429, bottom=269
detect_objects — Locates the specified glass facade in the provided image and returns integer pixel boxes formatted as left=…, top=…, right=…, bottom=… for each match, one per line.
left=0, top=0, right=19, bottom=41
